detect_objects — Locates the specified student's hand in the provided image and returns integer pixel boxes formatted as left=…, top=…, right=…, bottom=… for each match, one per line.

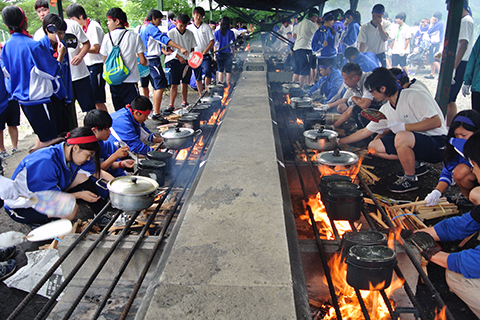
left=75, top=191, right=100, bottom=203
left=406, top=232, right=442, bottom=261
left=178, top=56, right=187, bottom=64
left=114, top=146, right=130, bottom=159
left=57, top=42, right=67, bottom=60
left=372, top=16, right=382, bottom=27
left=425, top=189, right=442, bottom=206
left=121, top=159, right=135, bottom=169
left=180, top=47, right=189, bottom=57
left=462, top=84, right=471, bottom=97
left=71, top=54, right=84, bottom=66
left=323, top=40, right=328, bottom=47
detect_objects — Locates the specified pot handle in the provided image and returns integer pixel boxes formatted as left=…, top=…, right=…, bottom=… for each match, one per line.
left=95, top=178, right=109, bottom=190
left=153, top=187, right=168, bottom=198
left=194, top=129, right=203, bottom=136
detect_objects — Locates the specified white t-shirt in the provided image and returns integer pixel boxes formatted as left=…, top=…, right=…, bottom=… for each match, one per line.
left=357, top=20, right=391, bottom=54
left=367, top=88, right=447, bottom=136
left=293, top=19, right=318, bottom=51
left=83, top=19, right=104, bottom=66
left=33, top=27, right=45, bottom=41
left=65, top=19, right=90, bottom=81
left=458, top=15, right=474, bottom=62
left=187, top=22, right=214, bottom=54
left=391, top=23, right=410, bottom=55
left=343, top=72, right=375, bottom=101
left=279, top=24, right=293, bottom=36
left=100, top=28, right=146, bottom=83
left=167, top=27, right=197, bottom=60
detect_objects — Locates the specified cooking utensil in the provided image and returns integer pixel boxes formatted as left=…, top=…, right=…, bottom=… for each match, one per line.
left=315, top=150, right=360, bottom=177
left=188, top=51, right=203, bottom=69
left=200, top=95, right=222, bottom=109
left=138, top=159, right=166, bottom=186
left=290, top=96, right=312, bottom=109
left=361, top=108, right=386, bottom=123
left=178, top=114, right=201, bottom=131
left=107, top=176, right=160, bottom=211
left=25, top=219, right=73, bottom=242
left=110, top=128, right=139, bottom=163
left=207, top=84, right=225, bottom=95
left=160, top=127, right=198, bottom=150
left=341, top=231, right=387, bottom=260
left=147, top=151, right=172, bottom=175
left=346, top=245, right=397, bottom=290
left=303, top=127, right=338, bottom=151
left=325, top=188, right=363, bottom=221
left=319, top=174, right=352, bottom=204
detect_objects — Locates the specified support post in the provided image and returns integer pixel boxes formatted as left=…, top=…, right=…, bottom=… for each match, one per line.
left=349, top=0, right=359, bottom=11
left=49, top=0, right=63, bottom=19
left=157, top=0, right=163, bottom=11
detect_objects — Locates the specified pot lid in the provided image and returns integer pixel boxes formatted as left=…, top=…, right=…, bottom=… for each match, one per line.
left=201, top=96, right=222, bottom=102
left=207, top=84, right=225, bottom=89
left=291, top=96, right=312, bottom=103
left=316, top=150, right=358, bottom=166
left=108, top=176, right=158, bottom=195
left=320, top=174, right=352, bottom=186
left=282, top=83, right=300, bottom=89
left=147, top=151, right=172, bottom=160
left=139, top=159, right=166, bottom=169
left=349, top=245, right=396, bottom=262
left=343, top=231, right=386, bottom=246
left=192, top=104, right=209, bottom=109
left=179, top=114, right=199, bottom=121
left=326, top=181, right=359, bottom=190
left=161, top=127, right=194, bottom=139
left=304, top=128, right=338, bottom=140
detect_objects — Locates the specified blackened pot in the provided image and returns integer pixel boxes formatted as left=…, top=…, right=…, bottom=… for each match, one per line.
left=341, top=231, right=387, bottom=260
left=319, top=175, right=352, bottom=205
left=325, top=188, right=363, bottom=221
left=178, top=114, right=200, bottom=131
left=191, top=103, right=212, bottom=122
left=146, top=151, right=172, bottom=175
left=138, top=159, right=166, bottom=186
left=346, top=245, right=397, bottom=290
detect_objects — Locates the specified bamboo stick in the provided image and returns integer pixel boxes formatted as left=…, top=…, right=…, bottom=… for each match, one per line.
left=459, top=233, right=477, bottom=248
left=389, top=198, right=448, bottom=209
left=416, top=209, right=459, bottom=220
left=369, top=212, right=389, bottom=228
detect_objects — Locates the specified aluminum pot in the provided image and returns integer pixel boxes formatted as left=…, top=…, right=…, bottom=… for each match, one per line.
left=178, top=114, right=200, bottom=131
left=107, top=176, right=159, bottom=211
left=282, top=83, right=300, bottom=94
left=138, top=159, right=166, bottom=186
left=325, top=188, right=363, bottom=221
left=207, top=84, right=225, bottom=95
left=346, top=245, right=397, bottom=290
left=146, top=151, right=172, bottom=175
left=201, top=95, right=222, bottom=109
left=291, top=96, right=312, bottom=109
left=303, top=127, right=338, bottom=151
left=315, top=149, right=360, bottom=177
left=160, top=127, right=196, bottom=150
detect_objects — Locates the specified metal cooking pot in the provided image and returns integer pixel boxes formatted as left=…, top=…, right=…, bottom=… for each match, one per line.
left=341, top=231, right=387, bottom=260
left=282, top=83, right=300, bottom=94
left=207, top=84, right=225, bottom=95
left=290, top=96, right=312, bottom=109
left=319, top=174, right=352, bottom=204
left=160, top=127, right=197, bottom=150
left=191, top=103, right=212, bottom=122
left=325, top=188, right=363, bottom=221
left=315, top=150, right=360, bottom=177
left=146, top=151, right=172, bottom=175
left=178, top=114, right=200, bottom=131
left=303, top=127, right=338, bottom=151
left=200, top=95, right=222, bottom=109
left=346, top=245, right=397, bottom=290
left=107, top=176, right=159, bottom=211
left=138, top=159, right=166, bottom=186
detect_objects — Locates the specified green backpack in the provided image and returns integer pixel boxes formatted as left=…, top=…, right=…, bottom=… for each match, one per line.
left=103, top=30, right=130, bottom=85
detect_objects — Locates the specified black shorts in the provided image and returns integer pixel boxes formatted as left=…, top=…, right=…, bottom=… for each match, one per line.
left=0, top=100, right=20, bottom=130
left=376, top=52, right=386, bottom=68
left=216, top=52, right=233, bottom=73
left=140, top=74, right=152, bottom=88
left=148, top=57, right=168, bottom=90
left=166, top=59, right=192, bottom=85
left=21, top=103, right=58, bottom=142
left=449, top=61, right=467, bottom=103
left=193, top=55, right=214, bottom=81
left=381, top=132, right=446, bottom=163
left=392, top=54, right=407, bottom=67
left=109, top=82, right=139, bottom=111
left=428, top=43, right=440, bottom=63
left=72, top=76, right=95, bottom=112
left=87, top=63, right=106, bottom=104
left=293, top=49, right=313, bottom=76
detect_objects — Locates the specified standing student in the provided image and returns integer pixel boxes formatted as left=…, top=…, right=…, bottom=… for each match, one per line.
left=100, top=8, right=148, bottom=111
left=187, top=7, right=215, bottom=96
left=66, top=3, right=107, bottom=112
left=463, top=34, right=480, bottom=111
left=341, top=10, right=361, bottom=50
left=424, top=12, right=444, bottom=79
left=390, top=12, right=411, bottom=75
left=166, top=13, right=197, bottom=111
left=33, top=0, right=49, bottom=40
left=139, top=9, right=188, bottom=118
left=0, top=64, right=18, bottom=159
left=1, top=6, right=63, bottom=149
left=312, top=12, right=337, bottom=68
left=214, top=16, right=236, bottom=86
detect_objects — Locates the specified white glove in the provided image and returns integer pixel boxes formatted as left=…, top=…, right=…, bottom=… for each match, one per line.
left=313, top=104, right=329, bottom=111
left=387, top=121, right=406, bottom=134
left=451, top=69, right=456, bottom=85
left=462, top=84, right=471, bottom=97
left=425, top=189, right=442, bottom=207
left=0, top=231, right=25, bottom=248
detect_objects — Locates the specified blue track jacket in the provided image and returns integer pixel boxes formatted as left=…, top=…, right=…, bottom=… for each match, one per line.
left=307, top=68, right=344, bottom=101
left=139, top=22, right=171, bottom=58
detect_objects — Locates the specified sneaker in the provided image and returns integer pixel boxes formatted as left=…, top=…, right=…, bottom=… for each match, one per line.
left=388, top=176, right=419, bottom=193
left=0, top=246, right=15, bottom=262
left=161, top=106, right=175, bottom=116
left=396, top=163, right=429, bottom=178
left=151, top=113, right=168, bottom=122
left=0, top=259, right=16, bottom=281
left=0, top=150, right=10, bottom=159
left=95, top=212, right=115, bottom=228
left=11, top=148, right=18, bottom=154
left=181, top=102, right=189, bottom=108
left=446, top=194, right=474, bottom=207
left=424, top=74, right=435, bottom=79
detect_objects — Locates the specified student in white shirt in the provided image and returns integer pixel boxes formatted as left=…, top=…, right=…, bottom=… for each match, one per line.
left=390, top=12, right=411, bottom=75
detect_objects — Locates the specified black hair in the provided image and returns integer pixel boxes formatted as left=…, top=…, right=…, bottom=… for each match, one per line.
left=372, top=4, right=385, bottom=13
left=177, top=13, right=190, bottom=25
left=464, top=131, right=480, bottom=167
left=168, top=11, right=175, bottom=20
left=131, top=95, right=153, bottom=112
left=106, top=7, right=128, bottom=27
left=307, top=8, right=319, bottom=18
left=193, top=6, right=205, bottom=17
left=66, top=3, right=87, bottom=20
left=344, top=46, right=360, bottom=60
left=42, top=13, right=67, bottom=34
left=433, top=11, right=442, bottom=19
left=84, top=109, right=113, bottom=130
left=146, top=9, right=163, bottom=21
left=395, top=12, right=406, bottom=22
left=322, top=12, right=336, bottom=35
left=334, top=9, right=344, bottom=20
left=34, top=0, right=49, bottom=11
left=65, top=127, right=101, bottom=175
left=220, top=16, right=231, bottom=36
left=209, top=20, right=216, bottom=25
left=364, top=67, right=397, bottom=97
left=341, top=62, right=362, bottom=77
left=283, top=19, right=291, bottom=24
left=2, top=6, right=25, bottom=33
left=446, top=110, right=480, bottom=165
left=345, top=9, right=361, bottom=24
left=389, top=67, right=409, bottom=86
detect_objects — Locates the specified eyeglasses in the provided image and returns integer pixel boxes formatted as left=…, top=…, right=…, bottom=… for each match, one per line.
left=46, top=24, right=58, bottom=34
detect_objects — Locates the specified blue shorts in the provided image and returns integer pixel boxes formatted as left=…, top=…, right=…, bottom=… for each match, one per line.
left=148, top=57, right=168, bottom=90
left=21, top=103, right=58, bottom=142
left=88, top=63, right=106, bottom=104
left=376, top=52, right=386, bottom=68
left=216, top=52, right=233, bottom=73
left=140, top=75, right=152, bottom=88
left=392, top=54, right=407, bottom=67
left=193, top=55, right=213, bottom=81
left=50, top=96, right=69, bottom=135
left=166, top=59, right=192, bottom=85
left=73, top=76, right=96, bottom=112
left=381, top=132, right=446, bottom=163
left=0, top=100, right=20, bottom=130
left=428, top=43, right=440, bottom=63
left=449, top=61, right=467, bottom=103
left=293, top=49, right=313, bottom=76
left=109, top=83, right=139, bottom=111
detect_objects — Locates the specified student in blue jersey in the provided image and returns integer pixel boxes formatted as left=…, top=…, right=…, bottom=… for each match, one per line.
left=214, top=16, right=236, bottom=85
left=424, top=11, right=444, bottom=80
left=341, top=10, right=361, bottom=52
left=1, top=6, right=63, bottom=149
left=312, top=12, right=337, bottom=68
left=100, top=8, right=148, bottom=111
left=306, top=61, right=343, bottom=103
left=344, top=46, right=380, bottom=72
left=4, top=127, right=106, bottom=225
left=140, top=9, right=188, bottom=119
left=108, top=95, right=163, bottom=155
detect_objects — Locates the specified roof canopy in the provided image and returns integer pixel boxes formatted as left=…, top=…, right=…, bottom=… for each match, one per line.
left=215, top=0, right=326, bottom=12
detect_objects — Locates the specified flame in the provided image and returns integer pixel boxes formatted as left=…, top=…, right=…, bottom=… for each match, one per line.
left=286, top=94, right=291, bottom=105
left=317, top=157, right=363, bottom=181
left=175, top=149, right=188, bottom=160
left=322, top=252, right=405, bottom=320
left=207, top=109, right=225, bottom=125
left=299, top=192, right=351, bottom=240
left=275, top=69, right=280, bottom=72
left=434, top=306, right=447, bottom=320
left=296, top=118, right=304, bottom=125
left=221, top=84, right=230, bottom=105
left=244, top=44, right=250, bottom=51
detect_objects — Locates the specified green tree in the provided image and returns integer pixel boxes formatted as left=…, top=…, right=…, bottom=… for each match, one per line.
left=75, top=0, right=122, bottom=33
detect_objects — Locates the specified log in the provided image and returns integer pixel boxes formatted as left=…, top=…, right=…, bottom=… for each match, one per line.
left=389, top=198, right=448, bottom=209
left=459, top=232, right=478, bottom=248
left=369, top=212, right=389, bottom=229
left=416, top=209, right=459, bottom=220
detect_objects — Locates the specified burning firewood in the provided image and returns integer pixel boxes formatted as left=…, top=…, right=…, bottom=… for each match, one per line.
left=359, top=165, right=380, bottom=185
